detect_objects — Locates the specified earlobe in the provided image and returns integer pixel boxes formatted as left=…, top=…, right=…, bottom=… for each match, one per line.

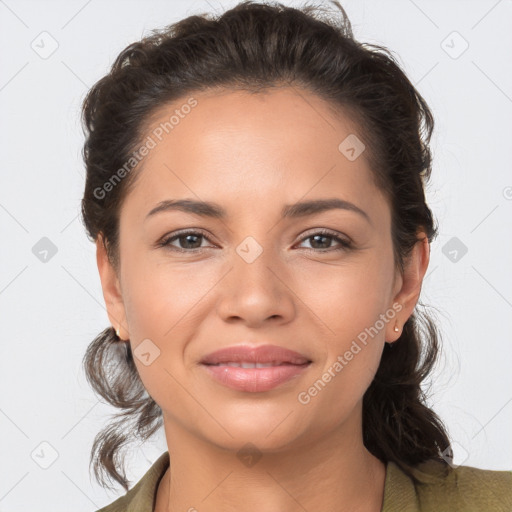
left=385, top=318, right=402, bottom=344
left=96, top=234, right=129, bottom=340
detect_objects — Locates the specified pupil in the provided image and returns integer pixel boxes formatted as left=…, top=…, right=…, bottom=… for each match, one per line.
left=182, top=234, right=201, bottom=248
left=311, top=235, right=330, bottom=249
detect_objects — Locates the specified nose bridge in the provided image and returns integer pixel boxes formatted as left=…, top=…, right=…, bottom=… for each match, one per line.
left=230, top=207, right=280, bottom=276
left=232, top=232, right=280, bottom=295
left=216, top=231, right=295, bottom=325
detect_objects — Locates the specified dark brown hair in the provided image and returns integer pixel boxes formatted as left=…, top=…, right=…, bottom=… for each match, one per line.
left=81, top=0, right=452, bottom=491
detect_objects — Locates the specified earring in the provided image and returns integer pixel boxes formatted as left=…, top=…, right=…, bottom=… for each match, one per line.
left=115, top=326, right=120, bottom=338
left=394, top=322, right=400, bottom=333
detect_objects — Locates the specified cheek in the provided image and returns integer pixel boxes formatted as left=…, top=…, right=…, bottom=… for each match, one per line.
left=120, top=248, right=222, bottom=407
left=295, top=255, right=393, bottom=403
left=298, top=253, right=393, bottom=343
left=121, top=242, right=218, bottom=341
left=293, top=289, right=389, bottom=434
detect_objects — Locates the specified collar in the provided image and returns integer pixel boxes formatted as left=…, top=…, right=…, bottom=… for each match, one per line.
left=121, top=452, right=423, bottom=512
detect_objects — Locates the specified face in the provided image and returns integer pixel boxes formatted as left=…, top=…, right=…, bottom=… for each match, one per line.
left=97, top=87, right=425, bottom=453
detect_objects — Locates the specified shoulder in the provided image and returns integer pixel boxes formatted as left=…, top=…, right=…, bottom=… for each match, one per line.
left=95, top=452, right=170, bottom=512
left=385, top=458, right=512, bottom=512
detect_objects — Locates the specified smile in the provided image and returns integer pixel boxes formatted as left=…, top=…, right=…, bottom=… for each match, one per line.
left=201, top=361, right=312, bottom=392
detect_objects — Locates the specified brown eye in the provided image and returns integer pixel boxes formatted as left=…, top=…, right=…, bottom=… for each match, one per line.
left=159, top=230, right=214, bottom=252
left=296, top=230, right=352, bottom=252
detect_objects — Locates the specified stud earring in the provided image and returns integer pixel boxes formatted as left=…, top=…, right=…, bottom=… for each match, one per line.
left=394, top=322, right=400, bottom=333
left=115, top=326, right=120, bottom=338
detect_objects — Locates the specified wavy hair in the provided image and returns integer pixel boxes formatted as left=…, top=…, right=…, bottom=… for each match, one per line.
left=81, top=0, right=452, bottom=490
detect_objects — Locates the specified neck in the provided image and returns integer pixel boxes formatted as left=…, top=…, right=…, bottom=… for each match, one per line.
left=155, top=411, right=386, bottom=512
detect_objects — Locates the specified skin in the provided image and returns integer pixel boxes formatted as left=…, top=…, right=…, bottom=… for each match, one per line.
left=96, top=87, right=430, bottom=512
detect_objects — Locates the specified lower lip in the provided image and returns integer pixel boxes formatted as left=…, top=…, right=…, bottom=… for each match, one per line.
left=201, top=363, right=311, bottom=392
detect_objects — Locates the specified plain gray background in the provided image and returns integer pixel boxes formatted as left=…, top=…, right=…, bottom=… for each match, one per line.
left=1, top=0, right=511, bottom=510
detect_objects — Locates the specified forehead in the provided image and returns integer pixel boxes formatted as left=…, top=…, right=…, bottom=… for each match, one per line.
left=121, top=87, right=388, bottom=224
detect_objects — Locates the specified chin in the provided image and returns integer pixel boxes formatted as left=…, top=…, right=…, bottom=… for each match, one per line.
left=199, top=409, right=308, bottom=452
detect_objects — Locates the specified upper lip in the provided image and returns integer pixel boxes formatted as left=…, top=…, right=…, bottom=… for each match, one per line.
left=200, top=344, right=311, bottom=365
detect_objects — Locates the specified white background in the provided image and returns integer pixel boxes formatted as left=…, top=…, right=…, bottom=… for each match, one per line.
left=1, top=0, right=511, bottom=510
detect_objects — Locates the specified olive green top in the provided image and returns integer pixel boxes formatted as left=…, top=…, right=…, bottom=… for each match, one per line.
left=97, top=451, right=512, bottom=511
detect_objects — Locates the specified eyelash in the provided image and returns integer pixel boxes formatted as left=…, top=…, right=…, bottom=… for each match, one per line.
left=157, top=228, right=353, bottom=254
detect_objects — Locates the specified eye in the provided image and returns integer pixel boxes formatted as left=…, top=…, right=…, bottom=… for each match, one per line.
left=157, top=228, right=353, bottom=254
left=158, top=229, right=215, bottom=252
left=295, top=229, right=353, bottom=252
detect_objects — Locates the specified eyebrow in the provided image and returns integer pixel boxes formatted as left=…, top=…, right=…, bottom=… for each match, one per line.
left=145, top=198, right=371, bottom=224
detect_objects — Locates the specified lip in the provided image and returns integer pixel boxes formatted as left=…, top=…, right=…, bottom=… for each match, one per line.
left=200, top=344, right=312, bottom=392
left=201, top=344, right=311, bottom=365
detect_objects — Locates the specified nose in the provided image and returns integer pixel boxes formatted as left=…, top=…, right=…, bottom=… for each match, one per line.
left=216, top=241, right=296, bottom=328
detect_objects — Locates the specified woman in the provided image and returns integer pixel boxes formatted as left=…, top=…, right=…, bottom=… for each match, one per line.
left=81, top=1, right=512, bottom=510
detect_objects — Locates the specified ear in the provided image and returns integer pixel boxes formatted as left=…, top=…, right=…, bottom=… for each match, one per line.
left=386, top=231, right=430, bottom=343
left=96, top=233, right=129, bottom=341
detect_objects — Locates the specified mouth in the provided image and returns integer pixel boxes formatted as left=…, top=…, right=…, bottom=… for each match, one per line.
left=200, top=344, right=312, bottom=392
left=205, top=361, right=308, bottom=368
left=200, top=343, right=311, bottom=365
